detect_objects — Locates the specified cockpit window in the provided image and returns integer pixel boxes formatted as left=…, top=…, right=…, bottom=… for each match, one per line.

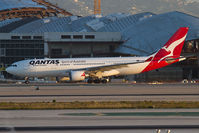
left=9, top=64, right=17, bottom=67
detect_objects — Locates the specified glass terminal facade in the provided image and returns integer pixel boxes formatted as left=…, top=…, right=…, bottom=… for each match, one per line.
left=0, top=36, right=44, bottom=65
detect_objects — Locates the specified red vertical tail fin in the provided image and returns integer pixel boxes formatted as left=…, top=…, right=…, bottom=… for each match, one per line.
left=155, top=27, right=188, bottom=61
left=142, top=27, right=188, bottom=73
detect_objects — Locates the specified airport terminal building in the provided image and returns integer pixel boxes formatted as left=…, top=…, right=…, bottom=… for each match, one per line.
left=0, top=0, right=199, bottom=81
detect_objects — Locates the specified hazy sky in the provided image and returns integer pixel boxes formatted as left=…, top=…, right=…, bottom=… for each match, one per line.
left=47, top=0, right=199, bottom=17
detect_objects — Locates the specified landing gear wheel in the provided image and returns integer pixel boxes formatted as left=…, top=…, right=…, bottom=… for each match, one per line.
left=24, top=77, right=29, bottom=84
left=87, top=79, right=93, bottom=83
left=93, top=79, right=101, bottom=83
left=101, top=79, right=107, bottom=84
left=56, top=77, right=60, bottom=83
left=25, top=81, right=29, bottom=84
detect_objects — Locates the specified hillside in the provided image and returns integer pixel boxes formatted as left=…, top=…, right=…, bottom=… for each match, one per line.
left=47, top=0, right=199, bottom=17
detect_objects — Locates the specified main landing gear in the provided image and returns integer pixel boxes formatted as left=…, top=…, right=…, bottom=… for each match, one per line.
left=87, top=78, right=109, bottom=84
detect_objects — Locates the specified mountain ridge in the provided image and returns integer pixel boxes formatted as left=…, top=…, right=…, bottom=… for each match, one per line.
left=47, top=0, right=199, bottom=17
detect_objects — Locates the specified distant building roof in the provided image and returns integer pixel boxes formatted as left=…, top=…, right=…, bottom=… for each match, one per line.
left=97, top=12, right=155, bottom=32
left=115, top=11, right=199, bottom=55
left=11, top=13, right=148, bottom=33
left=0, top=18, right=21, bottom=28
left=1, top=11, right=199, bottom=56
left=0, top=0, right=46, bottom=11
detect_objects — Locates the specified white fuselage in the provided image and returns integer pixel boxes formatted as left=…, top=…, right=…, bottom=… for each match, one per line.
left=6, top=27, right=188, bottom=79
left=6, top=57, right=149, bottom=78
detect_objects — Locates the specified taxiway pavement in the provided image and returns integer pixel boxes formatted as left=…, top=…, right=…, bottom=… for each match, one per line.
left=0, top=83, right=198, bottom=102
left=0, top=109, right=199, bottom=133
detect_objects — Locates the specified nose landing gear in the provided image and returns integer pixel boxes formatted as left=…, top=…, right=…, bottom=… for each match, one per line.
left=24, top=77, right=30, bottom=84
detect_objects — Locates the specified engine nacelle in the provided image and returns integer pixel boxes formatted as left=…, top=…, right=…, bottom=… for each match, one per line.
left=69, top=71, right=85, bottom=81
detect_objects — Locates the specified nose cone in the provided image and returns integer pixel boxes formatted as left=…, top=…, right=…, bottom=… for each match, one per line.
left=6, top=67, right=15, bottom=75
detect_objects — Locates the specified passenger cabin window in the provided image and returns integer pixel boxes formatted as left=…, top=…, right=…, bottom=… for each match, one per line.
left=61, top=35, right=71, bottom=39
left=73, top=35, right=83, bottom=39
left=9, top=64, right=17, bottom=67
left=13, top=64, right=17, bottom=67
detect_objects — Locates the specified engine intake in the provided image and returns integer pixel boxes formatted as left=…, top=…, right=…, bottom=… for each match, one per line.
left=69, top=71, right=85, bottom=81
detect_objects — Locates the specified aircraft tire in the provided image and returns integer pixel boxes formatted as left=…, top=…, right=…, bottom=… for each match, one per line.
left=24, top=80, right=30, bottom=84
left=87, top=79, right=93, bottom=83
left=101, top=79, right=108, bottom=84
left=93, top=79, right=101, bottom=83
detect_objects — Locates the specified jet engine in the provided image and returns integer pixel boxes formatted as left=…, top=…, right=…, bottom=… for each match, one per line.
left=69, top=71, right=86, bottom=81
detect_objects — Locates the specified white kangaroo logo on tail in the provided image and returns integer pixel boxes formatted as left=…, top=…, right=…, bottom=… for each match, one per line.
left=158, top=34, right=187, bottom=63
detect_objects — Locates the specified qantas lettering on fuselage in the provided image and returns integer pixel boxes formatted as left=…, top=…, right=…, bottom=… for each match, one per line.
left=29, top=60, right=60, bottom=66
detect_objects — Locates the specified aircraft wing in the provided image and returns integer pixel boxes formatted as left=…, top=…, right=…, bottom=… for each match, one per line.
left=71, top=56, right=186, bottom=78
left=83, top=56, right=186, bottom=74
left=83, top=60, right=146, bottom=73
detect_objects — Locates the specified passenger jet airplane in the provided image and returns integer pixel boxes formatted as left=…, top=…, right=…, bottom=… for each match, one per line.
left=6, top=27, right=188, bottom=83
